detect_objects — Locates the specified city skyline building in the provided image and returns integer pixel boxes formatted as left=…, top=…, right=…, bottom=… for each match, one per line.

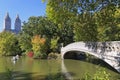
left=4, top=12, right=21, bottom=34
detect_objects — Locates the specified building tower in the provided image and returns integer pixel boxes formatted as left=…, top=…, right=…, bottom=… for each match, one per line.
left=14, top=14, right=21, bottom=34
left=4, top=12, right=11, bottom=31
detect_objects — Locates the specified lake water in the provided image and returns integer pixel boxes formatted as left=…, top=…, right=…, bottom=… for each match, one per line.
left=0, top=56, right=119, bottom=80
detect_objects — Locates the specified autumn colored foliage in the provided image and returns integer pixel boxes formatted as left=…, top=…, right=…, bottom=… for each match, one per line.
left=31, top=35, right=46, bottom=58
left=32, top=35, right=45, bottom=44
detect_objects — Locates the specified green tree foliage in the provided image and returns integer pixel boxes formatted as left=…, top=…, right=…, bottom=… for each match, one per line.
left=82, top=68, right=110, bottom=80
left=18, top=33, right=32, bottom=53
left=46, top=0, right=76, bottom=45
left=50, top=37, right=59, bottom=52
left=20, top=16, right=58, bottom=53
left=45, top=0, right=99, bottom=42
left=96, top=4, right=120, bottom=41
left=22, top=16, right=58, bottom=38
left=74, top=12, right=98, bottom=41
left=45, top=0, right=120, bottom=42
left=57, top=23, right=74, bottom=46
left=0, top=31, right=21, bottom=56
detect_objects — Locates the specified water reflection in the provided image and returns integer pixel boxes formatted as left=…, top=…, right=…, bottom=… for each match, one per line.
left=61, top=60, right=73, bottom=80
left=61, top=59, right=120, bottom=80
left=12, top=60, right=16, bottom=64
left=11, top=55, right=20, bottom=64
left=0, top=57, right=119, bottom=80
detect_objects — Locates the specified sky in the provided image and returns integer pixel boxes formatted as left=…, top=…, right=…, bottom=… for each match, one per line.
left=0, top=0, right=46, bottom=32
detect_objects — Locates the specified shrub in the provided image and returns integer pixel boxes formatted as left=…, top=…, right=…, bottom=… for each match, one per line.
left=47, top=52, right=59, bottom=59
left=27, top=51, right=34, bottom=57
left=81, top=68, right=110, bottom=80
left=31, top=35, right=47, bottom=59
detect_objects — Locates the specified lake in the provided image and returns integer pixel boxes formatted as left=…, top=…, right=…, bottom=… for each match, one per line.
left=0, top=56, right=119, bottom=80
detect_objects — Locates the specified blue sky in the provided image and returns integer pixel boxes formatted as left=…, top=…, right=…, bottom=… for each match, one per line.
left=0, top=0, right=46, bottom=32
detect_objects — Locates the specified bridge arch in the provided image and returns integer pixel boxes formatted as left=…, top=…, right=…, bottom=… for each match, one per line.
left=61, top=42, right=101, bottom=59
left=61, top=42, right=120, bottom=73
left=63, top=51, right=87, bottom=59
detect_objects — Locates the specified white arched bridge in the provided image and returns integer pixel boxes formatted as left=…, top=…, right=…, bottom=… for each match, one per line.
left=61, top=41, right=120, bottom=73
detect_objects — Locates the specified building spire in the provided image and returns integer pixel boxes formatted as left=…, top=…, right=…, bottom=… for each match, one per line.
left=4, top=12, right=21, bottom=34
left=15, top=14, right=20, bottom=21
left=5, top=12, right=10, bottom=20
left=14, top=14, right=21, bottom=34
left=16, top=14, right=19, bottom=18
left=4, top=12, right=11, bottom=31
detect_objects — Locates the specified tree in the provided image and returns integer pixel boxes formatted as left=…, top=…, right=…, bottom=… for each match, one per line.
left=0, top=31, right=21, bottom=56
left=45, top=0, right=120, bottom=42
left=50, top=37, right=59, bottom=52
left=74, top=12, right=98, bottom=41
left=20, top=16, right=59, bottom=53
left=46, top=0, right=75, bottom=45
left=96, top=4, right=120, bottom=41
left=18, top=33, right=32, bottom=53
left=31, top=35, right=47, bottom=58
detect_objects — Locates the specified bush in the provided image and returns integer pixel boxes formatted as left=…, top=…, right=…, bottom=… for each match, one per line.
left=31, top=35, right=47, bottom=59
left=47, top=52, right=59, bottom=59
left=81, top=68, right=110, bottom=80
left=33, top=51, right=47, bottom=59
left=0, top=31, right=21, bottom=56
left=27, top=51, right=34, bottom=57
